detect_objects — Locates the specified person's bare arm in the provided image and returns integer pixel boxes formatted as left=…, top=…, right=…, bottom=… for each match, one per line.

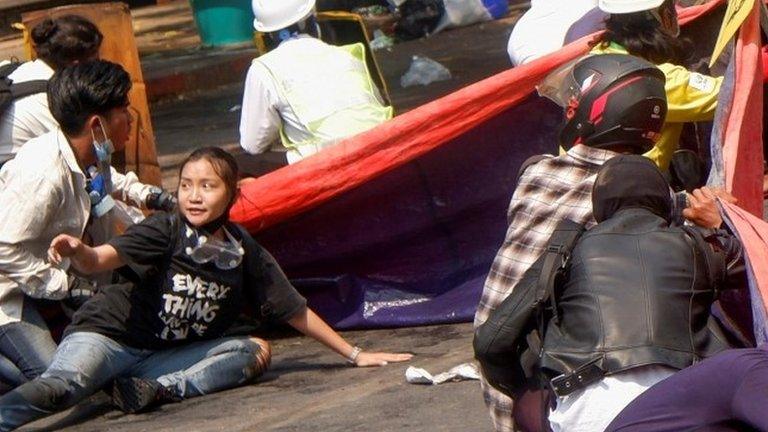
left=287, top=306, right=413, bottom=367
left=48, top=234, right=125, bottom=275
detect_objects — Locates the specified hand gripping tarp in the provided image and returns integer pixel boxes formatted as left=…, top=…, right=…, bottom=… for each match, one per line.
left=231, top=1, right=740, bottom=329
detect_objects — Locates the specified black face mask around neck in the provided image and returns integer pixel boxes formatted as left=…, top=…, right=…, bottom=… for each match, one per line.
left=178, top=194, right=235, bottom=235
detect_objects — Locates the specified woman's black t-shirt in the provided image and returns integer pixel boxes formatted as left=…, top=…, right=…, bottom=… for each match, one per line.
left=65, top=212, right=306, bottom=350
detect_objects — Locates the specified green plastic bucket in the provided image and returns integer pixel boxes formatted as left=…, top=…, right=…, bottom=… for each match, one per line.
left=190, top=0, right=255, bottom=47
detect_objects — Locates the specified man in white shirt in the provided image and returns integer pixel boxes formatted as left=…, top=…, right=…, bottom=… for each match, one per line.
left=240, top=0, right=392, bottom=164
left=0, top=60, right=136, bottom=388
left=0, top=16, right=173, bottom=287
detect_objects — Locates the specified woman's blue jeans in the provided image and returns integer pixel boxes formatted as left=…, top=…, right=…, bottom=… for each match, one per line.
left=0, top=301, right=57, bottom=387
left=0, top=331, right=266, bottom=431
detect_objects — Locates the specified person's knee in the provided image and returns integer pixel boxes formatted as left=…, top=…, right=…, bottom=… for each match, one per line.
left=14, top=375, right=78, bottom=411
left=247, top=337, right=271, bottom=378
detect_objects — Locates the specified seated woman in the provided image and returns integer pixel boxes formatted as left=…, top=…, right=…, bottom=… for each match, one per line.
left=0, top=146, right=411, bottom=431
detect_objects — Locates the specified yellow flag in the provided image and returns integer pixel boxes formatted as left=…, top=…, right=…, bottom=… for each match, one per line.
left=710, top=0, right=756, bottom=66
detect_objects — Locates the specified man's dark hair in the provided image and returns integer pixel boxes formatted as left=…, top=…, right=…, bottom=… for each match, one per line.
left=48, top=60, right=132, bottom=136
left=31, top=15, right=103, bottom=70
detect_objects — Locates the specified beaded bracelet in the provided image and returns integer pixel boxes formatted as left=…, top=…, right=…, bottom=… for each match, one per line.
left=347, top=346, right=362, bottom=365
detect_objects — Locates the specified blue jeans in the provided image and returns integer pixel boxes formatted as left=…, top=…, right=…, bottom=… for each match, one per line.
left=0, top=301, right=56, bottom=387
left=0, top=332, right=268, bottom=431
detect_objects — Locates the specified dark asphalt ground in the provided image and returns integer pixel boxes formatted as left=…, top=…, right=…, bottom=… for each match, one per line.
left=19, top=323, right=491, bottom=432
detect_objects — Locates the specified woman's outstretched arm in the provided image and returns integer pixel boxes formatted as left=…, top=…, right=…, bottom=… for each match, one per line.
left=48, top=234, right=125, bottom=275
left=287, top=306, right=413, bottom=367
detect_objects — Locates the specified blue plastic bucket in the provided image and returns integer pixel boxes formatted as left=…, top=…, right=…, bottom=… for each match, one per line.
left=482, top=0, right=509, bottom=19
left=190, top=0, right=255, bottom=47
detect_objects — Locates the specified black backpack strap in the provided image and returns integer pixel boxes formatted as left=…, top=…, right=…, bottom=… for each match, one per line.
left=167, top=212, right=181, bottom=255
left=10, top=80, right=47, bottom=100
left=532, top=218, right=584, bottom=420
left=534, top=219, right=586, bottom=324
left=0, top=62, right=22, bottom=79
left=473, top=220, right=584, bottom=399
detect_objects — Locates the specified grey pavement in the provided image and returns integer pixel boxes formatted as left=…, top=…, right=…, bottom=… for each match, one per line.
left=19, top=323, right=491, bottom=432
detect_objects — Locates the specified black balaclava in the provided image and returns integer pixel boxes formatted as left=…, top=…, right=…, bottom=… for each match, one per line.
left=592, top=154, right=673, bottom=223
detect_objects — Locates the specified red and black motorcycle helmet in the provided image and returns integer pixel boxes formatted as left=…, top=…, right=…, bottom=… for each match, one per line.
left=539, top=53, right=667, bottom=153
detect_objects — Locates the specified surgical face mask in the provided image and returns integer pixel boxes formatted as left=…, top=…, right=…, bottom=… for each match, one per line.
left=90, top=116, right=114, bottom=194
left=91, top=116, right=114, bottom=162
left=184, top=226, right=244, bottom=270
left=275, top=15, right=320, bottom=43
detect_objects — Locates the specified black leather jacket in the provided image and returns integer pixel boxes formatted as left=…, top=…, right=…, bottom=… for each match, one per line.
left=541, top=208, right=744, bottom=379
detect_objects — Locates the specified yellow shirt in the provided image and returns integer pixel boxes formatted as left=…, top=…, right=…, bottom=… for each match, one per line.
left=590, top=43, right=722, bottom=170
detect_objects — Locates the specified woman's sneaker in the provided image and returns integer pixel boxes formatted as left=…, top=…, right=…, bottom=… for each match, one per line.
left=112, top=377, right=182, bottom=414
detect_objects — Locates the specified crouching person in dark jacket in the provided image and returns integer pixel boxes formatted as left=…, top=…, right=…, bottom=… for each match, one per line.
left=543, top=155, right=747, bottom=432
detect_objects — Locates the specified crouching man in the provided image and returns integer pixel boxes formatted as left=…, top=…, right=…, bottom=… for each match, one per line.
left=542, top=155, right=747, bottom=432
left=474, top=52, right=734, bottom=432
left=0, top=60, right=156, bottom=390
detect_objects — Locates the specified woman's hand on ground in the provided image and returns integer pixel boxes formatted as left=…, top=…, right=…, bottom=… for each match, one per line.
left=354, top=351, right=413, bottom=367
left=48, top=234, right=83, bottom=265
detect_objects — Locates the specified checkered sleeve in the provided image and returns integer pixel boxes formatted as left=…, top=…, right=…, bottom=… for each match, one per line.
left=474, top=147, right=611, bottom=431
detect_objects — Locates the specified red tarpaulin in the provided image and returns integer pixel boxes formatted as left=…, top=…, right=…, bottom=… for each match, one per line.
left=721, top=0, right=764, bottom=216
left=230, top=1, right=760, bottom=329
left=716, top=0, right=768, bottom=342
left=231, top=2, right=724, bottom=232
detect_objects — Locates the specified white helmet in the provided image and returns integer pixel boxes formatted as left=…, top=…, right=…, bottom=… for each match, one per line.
left=598, top=0, right=664, bottom=13
left=252, top=0, right=316, bottom=33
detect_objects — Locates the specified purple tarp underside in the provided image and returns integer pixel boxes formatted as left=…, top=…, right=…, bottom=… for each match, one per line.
left=255, top=95, right=562, bottom=329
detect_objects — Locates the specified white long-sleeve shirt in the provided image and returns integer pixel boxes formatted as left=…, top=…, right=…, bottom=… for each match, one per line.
left=507, top=0, right=598, bottom=66
left=239, top=36, right=313, bottom=160
left=0, top=60, right=57, bottom=163
left=0, top=129, right=155, bottom=325
left=0, top=129, right=89, bottom=325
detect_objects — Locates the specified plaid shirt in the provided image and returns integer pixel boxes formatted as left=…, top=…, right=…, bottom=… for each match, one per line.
left=474, top=144, right=617, bottom=432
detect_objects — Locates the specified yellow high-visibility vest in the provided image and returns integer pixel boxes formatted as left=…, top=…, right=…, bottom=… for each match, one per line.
left=256, top=40, right=393, bottom=158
